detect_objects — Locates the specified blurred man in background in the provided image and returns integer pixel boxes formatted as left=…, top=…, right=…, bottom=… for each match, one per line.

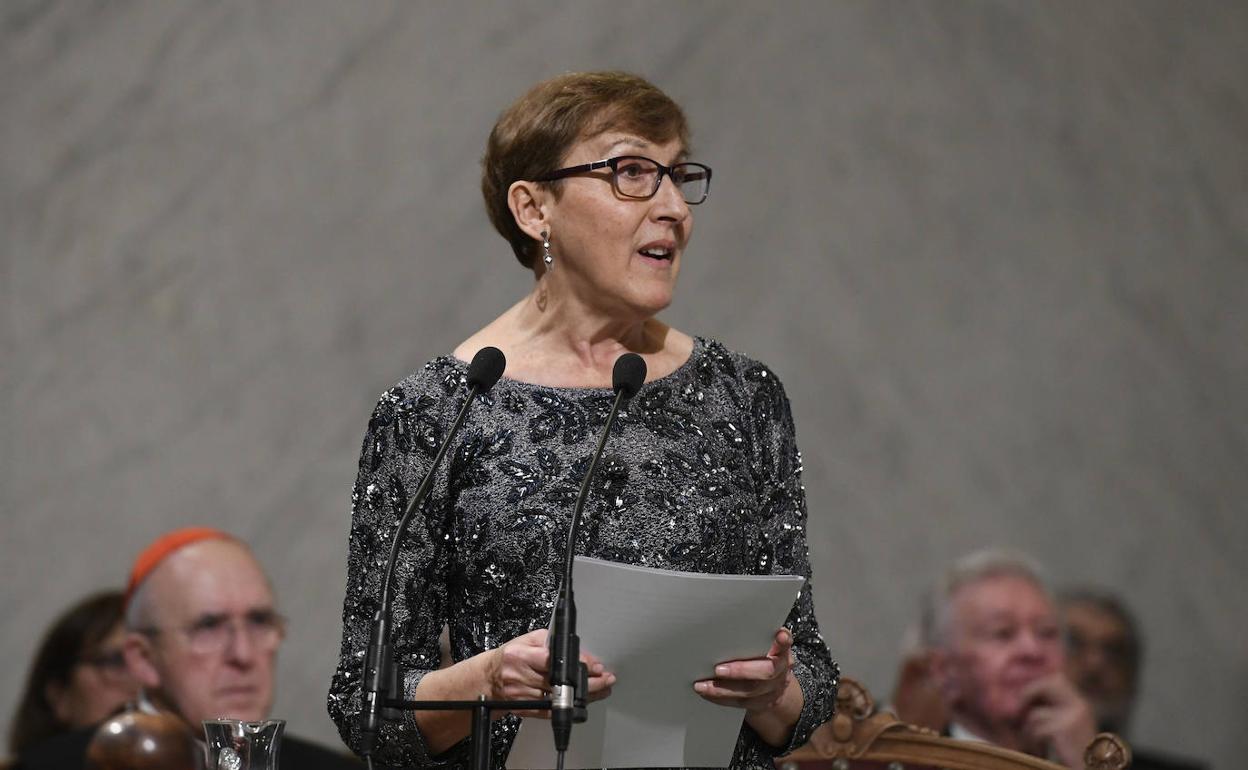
left=1060, top=589, right=1206, bottom=770
left=922, top=549, right=1096, bottom=769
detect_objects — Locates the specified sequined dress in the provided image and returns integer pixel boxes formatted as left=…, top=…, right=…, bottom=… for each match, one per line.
left=328, top=337, right=838, bottom=769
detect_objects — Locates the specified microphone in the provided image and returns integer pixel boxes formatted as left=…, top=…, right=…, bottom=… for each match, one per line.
left=611, top=352, right=646, bottom=399
left=549, top=353, right=646, bottom=765
left=466, top=346, right=507, bottom=391
left=360, top=346, right=506, bottom=757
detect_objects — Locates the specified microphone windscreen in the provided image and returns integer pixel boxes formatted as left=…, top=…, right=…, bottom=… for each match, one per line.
left=612, top=353, right=647, bottom=399
left=466, top=346, right=507, bottom=391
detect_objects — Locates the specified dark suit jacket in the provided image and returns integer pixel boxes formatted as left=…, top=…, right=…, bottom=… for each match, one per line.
left=14, top=725, right=362, bottom=770
left=938, top=724, right=1207, bottom=770
left=1128, top=747, right=1208, bottom=770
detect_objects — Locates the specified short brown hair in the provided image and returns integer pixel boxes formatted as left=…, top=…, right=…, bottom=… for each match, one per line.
left=482, top=71, right=691, bottom=268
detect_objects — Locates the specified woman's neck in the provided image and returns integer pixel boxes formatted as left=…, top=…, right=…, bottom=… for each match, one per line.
left=454, top=285, right=691, bottom=388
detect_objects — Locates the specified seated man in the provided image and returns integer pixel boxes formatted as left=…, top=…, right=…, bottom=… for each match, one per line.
left=922, top=549, right=1096, bottom=768
left=16, top=527, right=359, bottom=769
left=1060, top=589, right=1206, bottom=770
left=887, top=625, right=949, bottom=733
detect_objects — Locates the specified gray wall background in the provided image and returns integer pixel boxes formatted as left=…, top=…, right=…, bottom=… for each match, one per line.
left=3, top=2, right=1245, bottom=767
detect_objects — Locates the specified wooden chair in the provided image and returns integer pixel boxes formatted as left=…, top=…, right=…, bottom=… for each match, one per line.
left=777, top=678, right=1131, bottom=770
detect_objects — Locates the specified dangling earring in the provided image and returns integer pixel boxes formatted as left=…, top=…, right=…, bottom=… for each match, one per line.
left=541, top=230, right=554, bottom=270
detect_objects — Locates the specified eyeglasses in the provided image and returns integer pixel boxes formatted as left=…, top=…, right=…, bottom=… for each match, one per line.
left=536, top=155, right=712, bottom=204
left=78, top=649, right=131, bottom=684
left=1066, top=629, right=1135, bottom=666
left=139, top=609, right=286, bottom=656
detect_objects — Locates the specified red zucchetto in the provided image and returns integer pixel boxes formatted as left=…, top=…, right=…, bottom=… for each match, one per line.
left=124, top=527, right=236, bottom=608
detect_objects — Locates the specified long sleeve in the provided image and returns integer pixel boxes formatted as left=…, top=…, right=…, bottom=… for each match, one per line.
left=735, top=361, right=839, bottom=762
left=327, top=374, right=468, bottom=768
left=328, top=341, right=838, bottom=770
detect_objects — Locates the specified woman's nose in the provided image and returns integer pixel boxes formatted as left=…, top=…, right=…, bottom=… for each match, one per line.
left=651, top=173, right=691, bottom=221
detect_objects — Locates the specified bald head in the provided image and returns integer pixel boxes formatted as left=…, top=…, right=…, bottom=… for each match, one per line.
left=123, top=538, right=282, bottom=728
left=128, top=539, right=273, bottom=627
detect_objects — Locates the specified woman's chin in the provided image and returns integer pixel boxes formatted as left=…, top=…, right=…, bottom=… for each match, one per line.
left=630, top=292, right=675, bottom=320
left=628, top=275, right=678, bottom=315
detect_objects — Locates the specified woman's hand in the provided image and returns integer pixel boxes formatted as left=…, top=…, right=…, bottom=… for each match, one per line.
left=693, top=627, right=795, bottom=712
left=485, top=629, right=616, bottom=718
left=414, top=629, right=615, bottom=752
left=693, top=628, right=803, bottom=747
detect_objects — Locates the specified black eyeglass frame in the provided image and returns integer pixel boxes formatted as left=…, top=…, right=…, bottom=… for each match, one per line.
left=535, top=155, right=713, bottom=204
left=77, top=650, right=127, bottom=669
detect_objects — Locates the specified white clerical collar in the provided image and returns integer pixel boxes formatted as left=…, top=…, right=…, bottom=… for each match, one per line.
left=949, top=721, right=990, bottom=743
left=137, top=690, right=209, bottom=768
left=949, top=720, right=1057, bottom=763
left=136, top=690, right=161, bottom=716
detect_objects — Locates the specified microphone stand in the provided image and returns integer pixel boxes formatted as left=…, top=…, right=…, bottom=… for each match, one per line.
left=360, top=380, right=483, bottom=752
left=549, top=353, right=645, bottom=770
left=375, top=384, right=622, bottom=770
left=547, top=393, right=621, bottom=764
left=363, top=352, right=642, bottom=770
left=360, top=349, right=522, bottom=770
left=375, top=695, right=552, bottom=770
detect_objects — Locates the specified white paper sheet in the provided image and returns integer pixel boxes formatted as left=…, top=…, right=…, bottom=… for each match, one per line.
left=507, top=556, right=805, bottom=769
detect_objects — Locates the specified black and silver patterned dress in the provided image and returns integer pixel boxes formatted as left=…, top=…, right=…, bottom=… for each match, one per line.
left=327, top=337, right=838, bottom=769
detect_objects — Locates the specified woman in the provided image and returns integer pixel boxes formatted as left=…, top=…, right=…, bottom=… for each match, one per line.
left=9, top=591, right=137, bottom=758
left=329, top=71, right=838, bottom=769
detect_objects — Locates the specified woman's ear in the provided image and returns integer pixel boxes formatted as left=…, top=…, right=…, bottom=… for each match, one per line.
left=507, top=179, right=550, bottom=244
left=45, top=679, right=73, bottom=723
